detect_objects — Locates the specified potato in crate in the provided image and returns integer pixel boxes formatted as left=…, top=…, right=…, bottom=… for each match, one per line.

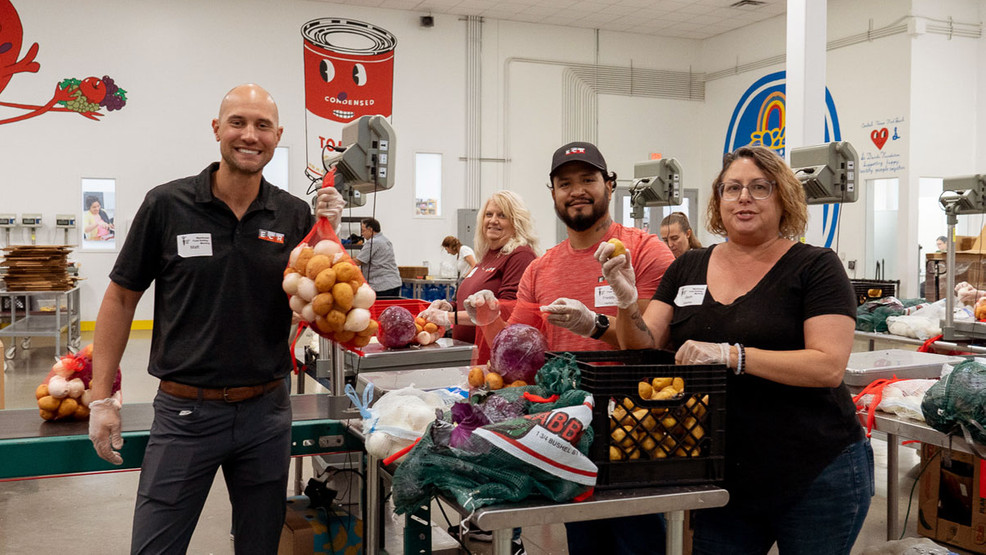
left=546, top=349, right=727, bottom=489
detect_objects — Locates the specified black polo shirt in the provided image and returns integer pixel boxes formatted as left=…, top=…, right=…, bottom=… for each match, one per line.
left=110, top=163, right=315, bottom=387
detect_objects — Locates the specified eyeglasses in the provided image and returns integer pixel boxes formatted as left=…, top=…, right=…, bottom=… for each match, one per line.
left=717, top=179, right=774, bottom=201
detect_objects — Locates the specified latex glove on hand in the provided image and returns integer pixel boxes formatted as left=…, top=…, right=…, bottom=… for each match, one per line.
left=464, top=290, right=500, bottom=326
left=315, top=186, right=346, bottom=230
left=594, top=242, right=638, bottom=309
left=88, top=395, right=124, bottom=465
left=540, top=298, right=597, bottom=337
left=419, top=299, right=453, bottom=328
left=675, top=340, right=731, bottom=366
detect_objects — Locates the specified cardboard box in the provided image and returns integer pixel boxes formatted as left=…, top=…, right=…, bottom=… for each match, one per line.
left=917, top=444, right=986, bottom=553
left=278, top=496, right=363, bottom=555
left=398, top=266, right=428, bottom=279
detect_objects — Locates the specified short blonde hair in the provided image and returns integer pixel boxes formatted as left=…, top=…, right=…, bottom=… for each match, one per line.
left=706, top=145, right=807, bottom=239
left=474, top=190, right=541, bottom=259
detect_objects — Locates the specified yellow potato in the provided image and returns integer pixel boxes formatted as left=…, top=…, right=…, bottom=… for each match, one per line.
left=38, top=395, right=60, bottom=412
left=312, top=292, right=334, bottom=316
left=36, top=383, right=49, bottom=400
left=294, top=247, right=315, bottom=273
left=672, top=377, right=685, bottom=393
left=468, top=367, right=485, bottom=388
left=652, top=377, right=672, bottom=390
left=334, top=330, right=356, bottom=343
left=609, top=445, right=625, bottom=461
left=74, top=403, right=91, bottom=420
left=611, top=405, right=627, bottom=424
left=638, top=381, right=653, bottom=400
left=424, top=322, right=438, bottom=333
left=333, top=262, right=359, bottom=284
left=314, top=268, right=337, bottom=292
left=507, top=380, right=528, bottom=388
left=325, top=310, right=347, bottom=333
left=485, top=371, right=504, bottom=390
left=39, top=409, right=56, bottom=421
left=305, top=254, right=333, bottom=280
left=357, top=320, right=379, bottom=337
left=56, top=398, right=79, bottom=419
left=352, top=335, right=372, bottom=348
left=331, top=283, right=354, bottom=312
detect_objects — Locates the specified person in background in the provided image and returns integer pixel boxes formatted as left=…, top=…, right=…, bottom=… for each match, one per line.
left=936, top=235, right=948, bottom=252
left=441, top=235, right=477, bottom=281
left=600, top=145, right=873, bottom=554
left=423, top=191, right=539, bottom=363
left=659, top=211, right=702, bottom=258
left=464, top=141, right=675, bottom=555
left=86, top=83, right=346, bottom=553
left=355, top=217, right=403, bottom=297
left=83, top=196, right=114, bottom=240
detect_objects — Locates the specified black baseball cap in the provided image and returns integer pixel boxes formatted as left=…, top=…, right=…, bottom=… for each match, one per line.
left=549, top=141, right=608, bottom=178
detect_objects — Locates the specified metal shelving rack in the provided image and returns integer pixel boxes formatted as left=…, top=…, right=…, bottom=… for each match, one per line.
left=0, top=287, right=81, bottom=360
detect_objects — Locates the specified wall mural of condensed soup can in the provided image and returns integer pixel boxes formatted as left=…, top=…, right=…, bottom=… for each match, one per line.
left=302, top=18, right=397, bottom=179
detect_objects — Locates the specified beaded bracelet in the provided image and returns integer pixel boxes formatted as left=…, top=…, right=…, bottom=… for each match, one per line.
left=735, top=343, right=746, bottom=376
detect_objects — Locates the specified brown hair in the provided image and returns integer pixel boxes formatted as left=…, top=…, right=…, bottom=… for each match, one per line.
left=441, top=235, right=461, bottom=255
left=660, top=212, right=702, bottom=248
left=705, top=145, right=807, bottom=239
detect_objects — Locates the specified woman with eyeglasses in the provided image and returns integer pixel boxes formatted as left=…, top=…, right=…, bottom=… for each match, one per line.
left=594, top=145, right=872, bottom=554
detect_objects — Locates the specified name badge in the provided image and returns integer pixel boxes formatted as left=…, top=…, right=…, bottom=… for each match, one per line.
left=594, top=285, right=618, bottom=308
left=177, top=233, right=213, bottom=258
left=674, top=285, right=707, bottom=307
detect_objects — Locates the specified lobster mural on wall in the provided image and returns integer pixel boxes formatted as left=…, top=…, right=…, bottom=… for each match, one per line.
left=0, top=0, right=126, bottom=125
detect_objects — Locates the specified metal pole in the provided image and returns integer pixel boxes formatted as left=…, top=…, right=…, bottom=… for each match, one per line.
left=943, top=213, right=957, bottom=339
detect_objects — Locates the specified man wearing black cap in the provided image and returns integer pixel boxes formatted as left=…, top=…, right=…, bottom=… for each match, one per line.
left=464, top=141, right=674, bottom=554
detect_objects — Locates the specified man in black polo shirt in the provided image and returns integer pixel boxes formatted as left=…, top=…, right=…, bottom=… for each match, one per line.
left=86, top=83, right=344, bottom=553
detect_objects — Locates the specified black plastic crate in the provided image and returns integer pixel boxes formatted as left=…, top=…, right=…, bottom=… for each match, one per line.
left=546, top=349, right=727, bottom=489
left=851, top=279, right=899, bottom=306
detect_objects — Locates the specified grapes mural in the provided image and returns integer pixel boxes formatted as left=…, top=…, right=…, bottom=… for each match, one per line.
left=0, top=0, right=127, bottom=125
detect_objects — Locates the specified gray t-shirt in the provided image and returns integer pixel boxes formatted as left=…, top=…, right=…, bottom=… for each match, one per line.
left=356, top=233, right=403, bottom=292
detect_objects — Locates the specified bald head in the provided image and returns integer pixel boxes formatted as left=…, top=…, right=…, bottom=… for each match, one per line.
left=218, top=84, right=279, bottom=127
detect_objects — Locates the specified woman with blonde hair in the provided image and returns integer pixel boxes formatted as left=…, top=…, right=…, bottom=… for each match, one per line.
left=423, top=190, right=540, bottom=361
left=659, top=211, right=702, bottom=258
left=597, top=145, right=872, bottom=554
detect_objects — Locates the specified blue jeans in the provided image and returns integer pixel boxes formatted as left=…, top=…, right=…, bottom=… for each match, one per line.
left=692, top=438, right=874, bottom=555
left=565, top=513, right=666, bottom=555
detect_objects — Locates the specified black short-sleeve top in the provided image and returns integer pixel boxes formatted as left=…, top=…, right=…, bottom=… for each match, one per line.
left=653, top=242, right=863, bottom=504
left=110, top=163, right=315, bottom=387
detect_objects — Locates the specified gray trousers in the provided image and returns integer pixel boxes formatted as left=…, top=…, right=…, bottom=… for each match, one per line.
left=131, top=384, right=291, bottom=554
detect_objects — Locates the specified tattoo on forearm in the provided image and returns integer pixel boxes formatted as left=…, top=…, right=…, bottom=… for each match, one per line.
left=630, top=308, right=652, bottom=338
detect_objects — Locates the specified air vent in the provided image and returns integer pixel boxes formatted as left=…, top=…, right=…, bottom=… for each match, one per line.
left=730, top=0, right=767, bottom=7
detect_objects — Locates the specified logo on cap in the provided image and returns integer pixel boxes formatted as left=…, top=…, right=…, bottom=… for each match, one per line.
left=566, top=148, right=586, bottom=156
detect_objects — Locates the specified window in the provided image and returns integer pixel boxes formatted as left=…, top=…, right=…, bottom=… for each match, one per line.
left=262, top=146, right=289, bottom=190
left=414, top=152, right=442, bottom=216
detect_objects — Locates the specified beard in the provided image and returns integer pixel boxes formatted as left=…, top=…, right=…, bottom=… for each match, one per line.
left=555, top=195, right=610, bottom=232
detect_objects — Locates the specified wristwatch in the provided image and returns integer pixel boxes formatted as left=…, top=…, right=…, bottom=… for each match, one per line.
left=589, top=313, right=610, bottom=339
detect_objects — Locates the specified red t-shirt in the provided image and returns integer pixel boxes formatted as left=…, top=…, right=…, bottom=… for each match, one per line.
left=452, top=245, right=537, bottom=360
left=510, top=222, right=674, bottom=352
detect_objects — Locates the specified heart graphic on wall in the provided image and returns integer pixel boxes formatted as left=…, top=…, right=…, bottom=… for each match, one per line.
left=870, top=128, right=889, bottom=150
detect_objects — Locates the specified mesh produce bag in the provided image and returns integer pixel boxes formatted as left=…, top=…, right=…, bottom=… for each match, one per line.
left=921, top=359, right=986, bottom=450
left=391, top=356, right=596, bottom=514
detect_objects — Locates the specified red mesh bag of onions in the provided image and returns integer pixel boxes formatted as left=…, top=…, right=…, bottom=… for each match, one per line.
left=283, top=168, right=378, bottom=359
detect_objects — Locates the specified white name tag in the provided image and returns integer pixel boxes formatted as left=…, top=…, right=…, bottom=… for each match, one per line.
left=594, top=285, right=618, bottom=308
left=177, top=233, right=213, bottom=258
left=674, top=285, right=707, bottom=307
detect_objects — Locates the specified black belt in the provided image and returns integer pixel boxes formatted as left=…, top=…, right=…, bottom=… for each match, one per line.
left=159, top=379, right=283, bottom=403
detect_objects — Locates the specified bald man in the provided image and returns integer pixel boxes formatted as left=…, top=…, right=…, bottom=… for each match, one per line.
left=88, top=84, right=320, bottom=553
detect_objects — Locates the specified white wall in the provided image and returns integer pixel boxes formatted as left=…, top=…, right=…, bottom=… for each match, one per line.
left=2, top=0, right=984, bottom=324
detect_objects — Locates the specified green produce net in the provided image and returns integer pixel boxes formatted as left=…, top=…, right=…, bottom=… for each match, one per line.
left=391, top=354, right=597, bottom=514
left=921, top=359, right=986, bottom=448
left=856, top=297, right=926, bottom=333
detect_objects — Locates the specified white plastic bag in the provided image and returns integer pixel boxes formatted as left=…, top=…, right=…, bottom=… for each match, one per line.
left=886, top=315, right=940, bottom=340
left=346, top=384, right=460, bottom=462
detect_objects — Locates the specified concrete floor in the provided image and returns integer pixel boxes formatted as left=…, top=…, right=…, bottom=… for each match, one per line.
left=0, top=331, right=972, bottom=554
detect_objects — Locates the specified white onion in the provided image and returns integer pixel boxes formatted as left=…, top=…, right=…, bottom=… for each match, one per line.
left=313, top=239, right=343, bottom=257
left=288, top=244, right=307, bottom=267
left=344, top=308, right=371, bottom=332
left=282, top=272, right=302, bottom=296
left=416, top=331, right=435, bottom=345
left=51, top=360, right=74, bottom=378
left=48, top=375, right=70, bottom=399
left=67, top=378, right=85, bottom=399
left=289, top=295, right=308, bottom=314
left=301, top=303, right=316, bottom=323
left=332, top=252, right=345, bottom=264
left=352, top=283, right=376, bottom=309
left=296, top=277, right=318, bottom=301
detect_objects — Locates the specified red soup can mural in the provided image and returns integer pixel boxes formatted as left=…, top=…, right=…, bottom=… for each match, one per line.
left=302, top=17, right=397, bottom=178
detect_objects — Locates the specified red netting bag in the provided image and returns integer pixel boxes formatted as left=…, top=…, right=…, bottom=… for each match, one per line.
left=36, top=343, right=122, bottom=421
left=283, top=168, right=378, bottom=357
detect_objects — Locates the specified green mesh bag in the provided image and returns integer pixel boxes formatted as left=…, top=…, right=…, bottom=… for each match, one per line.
left=391, top=355, right=597, bottom=514
left=921, top=359, right=986, bottom=446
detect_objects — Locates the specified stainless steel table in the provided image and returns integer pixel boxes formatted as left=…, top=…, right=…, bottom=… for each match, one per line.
left=365, top=453, right=728, bottom=555
left=854, top=330, right=986, bottom=354
left=0, top=287, right=81, bottom=359
left=858, top=410, right=983, bottom=540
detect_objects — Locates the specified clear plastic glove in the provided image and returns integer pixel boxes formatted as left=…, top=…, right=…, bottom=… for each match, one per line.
left=464, top=289, right=500, bottom=326
left=594, top=242, right=638, bottom=309
left=88, top=396, right=124, bottom=465
left=675, top=340, right=731, bottom=366
left=418, top=299, right=452, bottom=328
left=315, top=186, right=346, bottom=230
left=955, top=281, right=984, bottom=305
left=540, top=298, right=596, bottom=337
